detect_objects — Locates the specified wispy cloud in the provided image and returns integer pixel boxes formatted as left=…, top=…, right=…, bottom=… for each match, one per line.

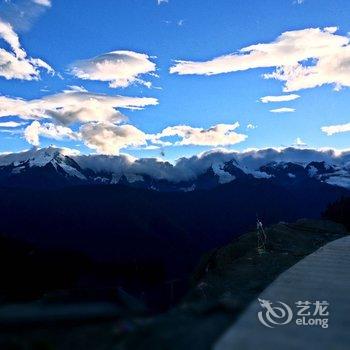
left=260, top=94, right=300, bottom=103
left=32, top=0, right=51, bottom=7
left=321, top=122, right=350, bottom=135
left=170, top=27, right=350, bottom=93
left=270, top=107, right=295, bottom=113
left=0, top=19, right=53, bottom=80
left=157, top=0, right=168, bottom=4
left=0, top=121, right=26, bottom=128
left=0, top=87, right=158, bottom=125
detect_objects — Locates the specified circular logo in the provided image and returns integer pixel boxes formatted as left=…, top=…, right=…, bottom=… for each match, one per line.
left=258, top=298, right=293, bottom=328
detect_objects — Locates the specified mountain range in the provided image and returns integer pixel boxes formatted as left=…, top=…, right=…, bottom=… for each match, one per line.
left=0, top=146, right=349, bottom=190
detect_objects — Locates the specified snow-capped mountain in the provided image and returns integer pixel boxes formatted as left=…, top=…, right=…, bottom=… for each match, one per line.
left=0, top=146, right=349, bottom=190
left=259, top=160, right=350, bottom=189
left=0, top=147, right=87, bottom=188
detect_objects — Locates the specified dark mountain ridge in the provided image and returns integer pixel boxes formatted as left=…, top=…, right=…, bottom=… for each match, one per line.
left=0, top=176, right=348, bottom=277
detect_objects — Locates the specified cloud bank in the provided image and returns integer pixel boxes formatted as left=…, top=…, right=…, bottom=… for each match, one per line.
left=1, top=146, right=349, bottom=186
left=69, top=147, right=350, bottom=183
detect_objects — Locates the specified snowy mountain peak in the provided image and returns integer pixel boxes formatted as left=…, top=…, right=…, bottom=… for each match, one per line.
left=0, top=147, right=78, bottom=168
left=0, top=147, right=86, bottom=181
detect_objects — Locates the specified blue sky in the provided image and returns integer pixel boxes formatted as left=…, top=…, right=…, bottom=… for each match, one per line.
left=0, top=0, right=350, bottom=160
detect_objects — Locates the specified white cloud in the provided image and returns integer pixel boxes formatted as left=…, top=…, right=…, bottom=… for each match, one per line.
left=157, top=0, right=168, bottom=4
left=0, top=19, right=53, bottom=80
left=152, top=122, right=247, bottom=147
left=0, top=86, right=248, bottom=153
left=32, top=0, right=51, bottom=7
left=70, top=50, right=157, bottom=88
left=75, top=121, right=247, bottom=153
left=80, top=122, right=148, bottom=155
left=59, top=121, right=247, bottom=155
left=270, top=107, right=295, bottom=113
left=0, top=87, right=158, bottom=152
left=294, top=137, right=307, bottom=146
left=0, top=88, right=158, bottom=125
left=24, top=121, right=40, bottom=146
left=260, top=94, right=300, bottom=103
left=247, top=123, right=257, bottom=129
left=0, top=121, right=25, bottom=128
left=170, top=27, right=350, bottom=92
left=0, top=19, right=25, bottom=58
left=24, top=121, right=78, bottom=146
left=321, top=122, right=350, bottom=135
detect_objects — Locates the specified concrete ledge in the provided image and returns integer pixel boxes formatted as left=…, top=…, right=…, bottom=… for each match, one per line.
left=215, top=236, right=350, bottom=350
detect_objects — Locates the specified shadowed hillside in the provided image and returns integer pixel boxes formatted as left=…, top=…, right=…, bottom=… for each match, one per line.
left=323, top=196, right=350, bottom=230
left=0, top=179, right=348, bottom=310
